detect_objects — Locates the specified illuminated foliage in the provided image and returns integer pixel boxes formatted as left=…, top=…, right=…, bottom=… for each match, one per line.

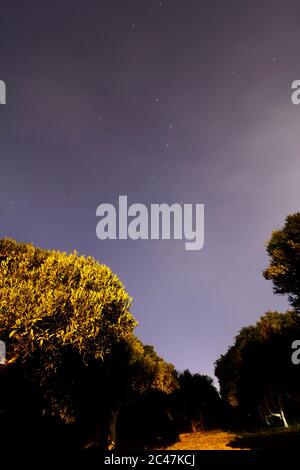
left=0, top=239, right=177, bottom=432
left=264, top=213, right=300, bottom=312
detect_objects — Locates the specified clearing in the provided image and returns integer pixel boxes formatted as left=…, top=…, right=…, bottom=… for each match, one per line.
left=162, top=428, right=300, bottom=450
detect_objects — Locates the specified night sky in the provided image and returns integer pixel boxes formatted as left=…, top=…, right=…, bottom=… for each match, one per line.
left=1, top=0, right=300, bottom=380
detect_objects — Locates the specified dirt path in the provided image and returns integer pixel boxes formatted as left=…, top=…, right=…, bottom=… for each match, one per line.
left=163, top=430, right=248, bottom=450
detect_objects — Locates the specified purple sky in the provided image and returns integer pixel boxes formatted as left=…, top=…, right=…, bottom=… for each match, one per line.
left=1, top=0, right=300, bottom=380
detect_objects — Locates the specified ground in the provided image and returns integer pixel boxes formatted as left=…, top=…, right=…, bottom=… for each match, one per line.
left=162, top=428, right=300, bottom=450
left=162, top=431, right=246, bottom=450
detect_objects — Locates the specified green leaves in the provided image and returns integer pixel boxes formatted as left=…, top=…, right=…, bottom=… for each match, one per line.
left=0, top=238, right=136, bottom=361
left=0, top=238, right=176, bottom=428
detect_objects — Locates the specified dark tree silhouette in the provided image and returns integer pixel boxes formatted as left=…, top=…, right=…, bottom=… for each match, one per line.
left=215, top=311, right=300, bottom=429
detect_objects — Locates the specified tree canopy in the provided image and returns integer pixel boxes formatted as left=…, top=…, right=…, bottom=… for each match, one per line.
left=216, top=213, right=300, bottom=428
left=215, top=311, right=300, bottom=427
left=0, top=238, right=177, bottom=448
left=264, top=212, right=300, bottom=311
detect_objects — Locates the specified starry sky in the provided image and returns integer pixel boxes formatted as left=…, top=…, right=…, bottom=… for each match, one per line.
left=1, top=0, right=300, bottom=380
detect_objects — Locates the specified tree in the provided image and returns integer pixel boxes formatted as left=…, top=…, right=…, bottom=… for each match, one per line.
left=216, top=213, right=300, bottom=429
left=79, top=337, right=178, bottom=449
left=173, top=370, right=221, bottom=432
left=264, top=213, right=300, bottom=311
left=215, top=311, right=300, bottom=429
left=0, top=238, right=177, bottom=450
left=215, top=325, right=258, bottom=411
left=116, top=370, right=221, bottom=449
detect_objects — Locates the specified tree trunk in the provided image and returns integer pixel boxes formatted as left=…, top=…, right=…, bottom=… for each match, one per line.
left=107, top=406, right=120, bottom=449
left=83, top=405, right=121, bottom=451
left=280, top=409, right=289, bottom=429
